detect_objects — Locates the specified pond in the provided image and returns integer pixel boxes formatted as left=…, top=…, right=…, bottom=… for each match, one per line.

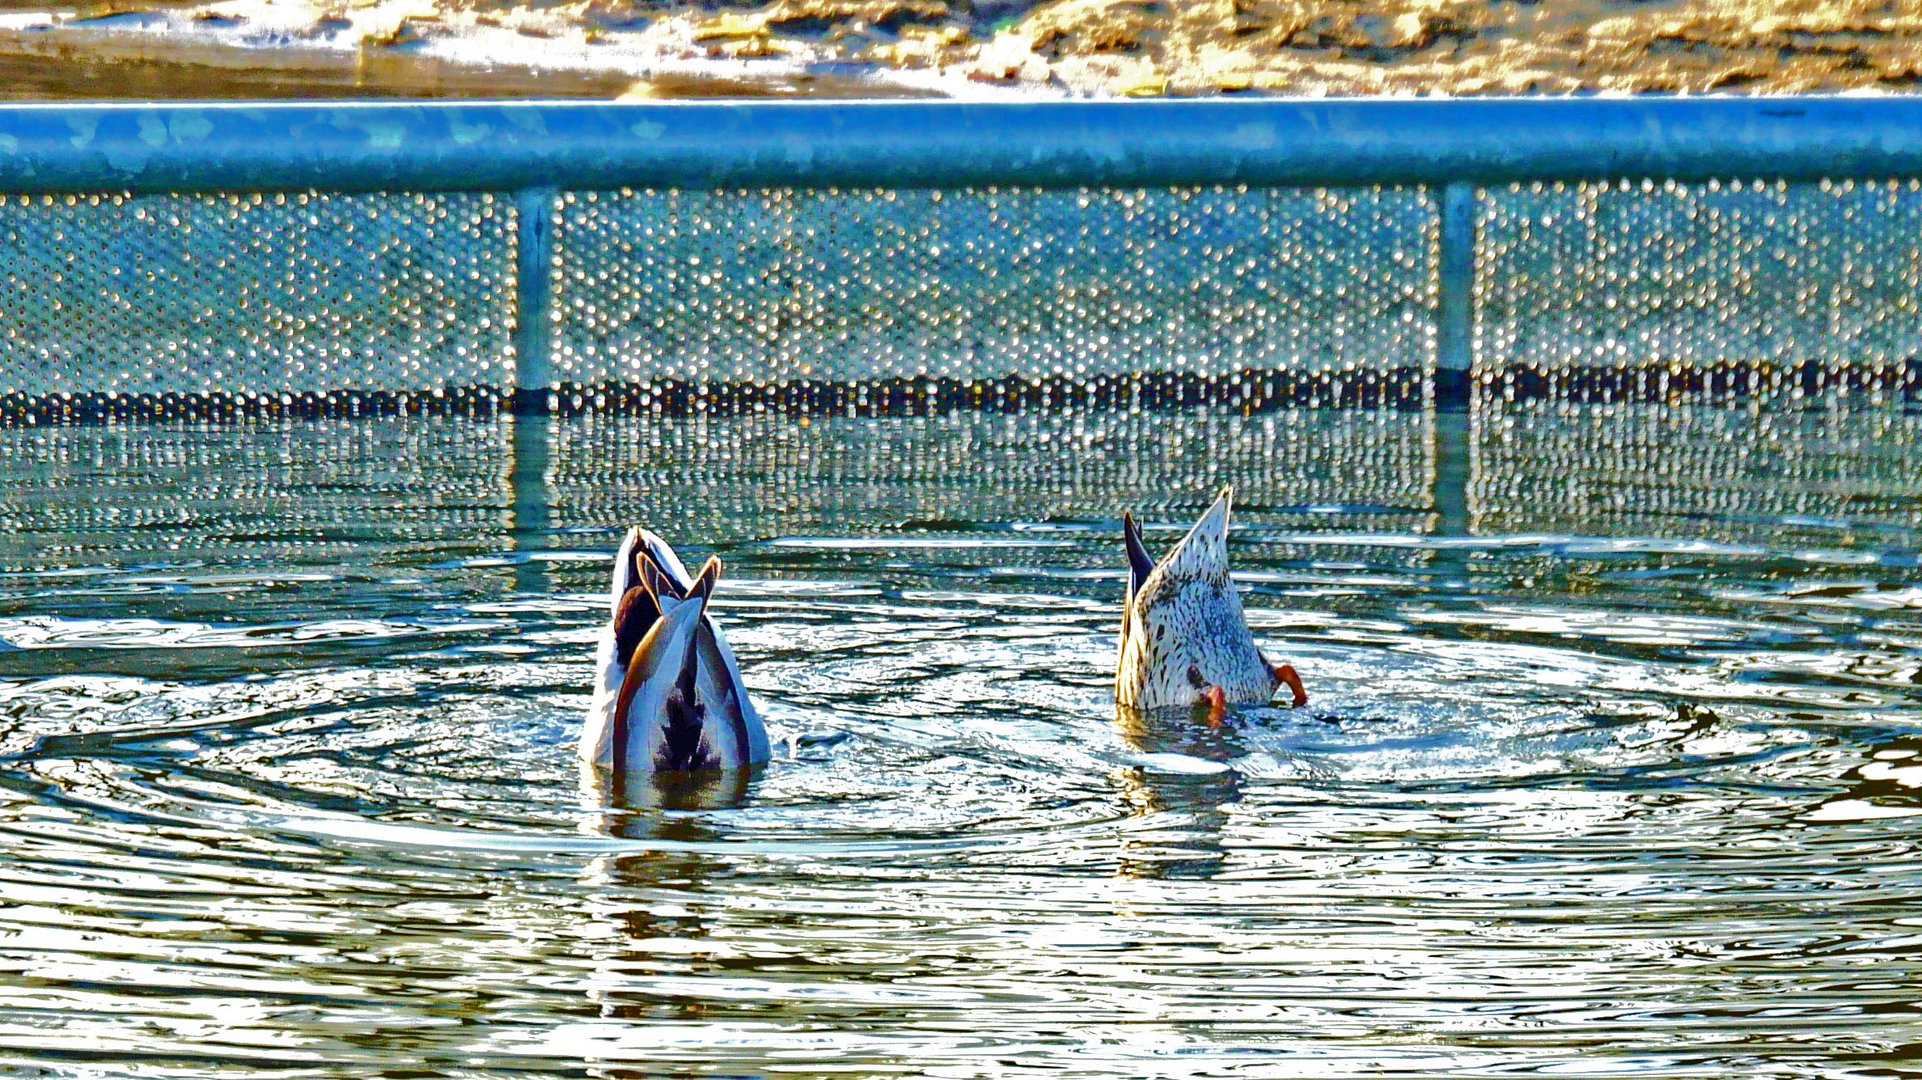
left=2, top=401, right=1920, bottom=1076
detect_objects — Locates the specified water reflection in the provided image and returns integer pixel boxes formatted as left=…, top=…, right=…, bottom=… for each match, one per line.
left=583, top=817, right=733, bottom=1036
left=0, top=404, right=1920, bottom=1076
left=579, top=762, right=759, bottom=818
left=1811, top=734, right=1922, bottom=823
left=578, top=733, right=761, bottom=1052
left=510, top=413, right=555, bottom=597
left=1108, top=705, right=1246, bottom=880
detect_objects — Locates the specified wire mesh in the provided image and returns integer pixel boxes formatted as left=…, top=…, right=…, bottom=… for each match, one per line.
left=1476, top=179, right=1922, bottom=404
left=547, top=186, right=1436, bottom=411
left=0, top=191, right=515, bottom=418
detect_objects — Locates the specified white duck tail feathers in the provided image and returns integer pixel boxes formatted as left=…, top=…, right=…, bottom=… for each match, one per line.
left=608, top=527, right=646, bottom=615
left=607, top=592, right=709, bottom=773
left=1158, top=486, right=1233, bottom=584
left=608, top=526, right=704, bottom=614
left=638, top=528, right=695, bottom=591
left=1115, top=487, right=1295, bottom=713
left=583, top=531, right=771, bottom=775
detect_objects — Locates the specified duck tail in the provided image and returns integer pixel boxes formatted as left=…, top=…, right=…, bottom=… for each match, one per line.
left=1159, top=487, right=1233, bottom=581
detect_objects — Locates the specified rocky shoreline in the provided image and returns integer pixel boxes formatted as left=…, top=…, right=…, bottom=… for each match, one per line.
left=3, top=0, right=1921, bottom=99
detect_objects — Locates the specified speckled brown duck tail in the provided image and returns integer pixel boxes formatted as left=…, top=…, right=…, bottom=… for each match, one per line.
left=1114, top=487, right=1304, bottom=717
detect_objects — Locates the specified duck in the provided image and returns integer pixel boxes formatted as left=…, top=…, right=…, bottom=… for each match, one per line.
left=1115, top=487, right=1308, bottom=723
left=581, top=527, right=771, bottom=775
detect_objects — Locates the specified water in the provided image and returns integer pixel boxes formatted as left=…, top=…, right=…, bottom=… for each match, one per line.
left=2, top=402, right=1921, bottom=1077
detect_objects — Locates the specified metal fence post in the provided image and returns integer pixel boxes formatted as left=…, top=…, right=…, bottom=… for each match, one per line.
left=509, top=187, right=557, bottom=591
left=513, top=186, right=557, bottom=415
left=1436, top=181, right=1475, bottom=411
left=1431, top=181, right=1475, bottom=543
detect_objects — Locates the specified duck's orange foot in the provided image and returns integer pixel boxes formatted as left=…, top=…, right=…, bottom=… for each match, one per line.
left=1201, top=685, right=1228, bottom=727
left=1272, top=662, right=1308, bottom=709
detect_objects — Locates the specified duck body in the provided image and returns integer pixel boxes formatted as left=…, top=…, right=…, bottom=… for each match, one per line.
left=1115, top=488, right=1306, bottom=717
left=581, top=527, right=770, bottom=775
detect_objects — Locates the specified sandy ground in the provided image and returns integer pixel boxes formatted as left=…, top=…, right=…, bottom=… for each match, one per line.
left=1, top=0, right=1921, bottom=98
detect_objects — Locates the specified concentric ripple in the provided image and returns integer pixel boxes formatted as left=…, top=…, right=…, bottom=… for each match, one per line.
left=1, top=406, right=1921, bottom=1078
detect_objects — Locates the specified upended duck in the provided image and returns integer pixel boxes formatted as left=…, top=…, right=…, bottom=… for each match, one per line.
left=1115, top=487, right=1308, bottom=722
left=581, top=527, right=770, bottom=775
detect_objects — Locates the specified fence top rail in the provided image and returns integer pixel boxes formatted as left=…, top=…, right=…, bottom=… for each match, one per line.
left=1, top=96, right=1921, bottom=195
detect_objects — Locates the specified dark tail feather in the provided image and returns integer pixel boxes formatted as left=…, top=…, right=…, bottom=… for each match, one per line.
left=654, top=557, right=723, bottom=772
left=687, top=556, right=721, bottom=602
left=1123, top=512, right=1157, bottom=595
left=659, top=623, right=713, bottom=771
left=695, top=619, right=755, bottom=764
left=637, top=548, right=684, bottom=601
left=612, top=584, right=661, bottom=668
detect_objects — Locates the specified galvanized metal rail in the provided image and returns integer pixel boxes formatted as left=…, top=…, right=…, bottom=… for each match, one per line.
left=7, top=98, right=1922, bottom=193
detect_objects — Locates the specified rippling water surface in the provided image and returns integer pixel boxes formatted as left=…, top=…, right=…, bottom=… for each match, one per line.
left=3, top=403, right=1922, bottom=1077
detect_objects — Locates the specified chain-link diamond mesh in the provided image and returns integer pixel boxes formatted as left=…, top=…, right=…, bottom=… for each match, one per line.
left=548, top=186, right=1435, bottom=406
left=0, top=191, right=515, bottom=413
left=1476, top=179, right=1922, bottom=401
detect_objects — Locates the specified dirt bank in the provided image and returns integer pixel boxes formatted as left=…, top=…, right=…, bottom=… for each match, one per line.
left=2, top=0, right=1921, bottom=98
